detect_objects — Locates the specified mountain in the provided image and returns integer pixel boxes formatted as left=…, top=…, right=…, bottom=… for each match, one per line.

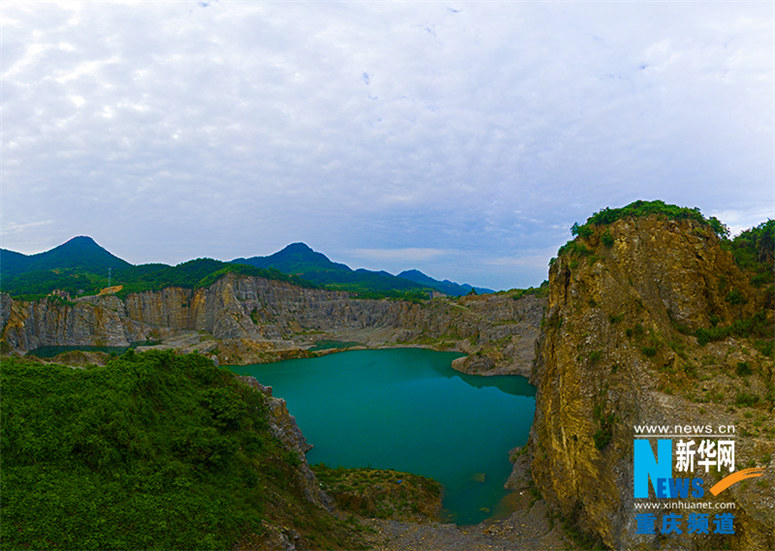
left=1, top=238, right=494, bottom=301
left=232, top=243, right=434, bottom=297
left=232, top=242, right=350, bottom=274
left=0, top=236, right=131, bottom=278
left=0, top=239, right=313, bottom=300
left=397, top=269, right=495, bottom=297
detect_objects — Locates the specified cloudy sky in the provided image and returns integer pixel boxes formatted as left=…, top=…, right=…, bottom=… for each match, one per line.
left=2, top=1, right=772, bottom=289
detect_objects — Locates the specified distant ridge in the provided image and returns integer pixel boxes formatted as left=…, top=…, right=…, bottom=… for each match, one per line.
left=232, top=243, right=432, bottom=296
left=232, top=242, right=350, bottom=274
left=0, top=238, right=312, bottom=300
left=397, top=269, right=495, bottom=297
left=0, top=237, right=496, bottom=300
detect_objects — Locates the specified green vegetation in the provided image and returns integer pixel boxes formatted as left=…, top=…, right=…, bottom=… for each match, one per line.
left=736, top=361, right=752, bottom=376
left=233, top=242, right=438, bottom=299
left=725, top=220, right=775, bottom=303
left=509, top=280, right=550, bottom=299
left=571, top=200, right=729, bottom=239
left=592, top=404, right=615, bottom=450
left=1, top=238, right=440, bottom=302
left=0, top=352, right=358, bottom=550
left=735, top=391, right=760, bottom=407
left=554, top=200, right=734, bottom=265
left=552, top=502, right=605, bottom=550
left=397, top=268, right=495, bottom=296
left=312, top=464, right=442, bottom=522
left=725, top=289, right=747, bottom=305
left=727, top=219, right=775, bottom=271
left=695, top=311, right=771, bottom=346
left=1, top=257, right=318, bottom=301
left=600, top=229, right=614, bottom=248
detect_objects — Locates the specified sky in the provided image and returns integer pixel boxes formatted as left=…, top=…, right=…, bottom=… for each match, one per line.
left=1, top=1, right=773, bottom=290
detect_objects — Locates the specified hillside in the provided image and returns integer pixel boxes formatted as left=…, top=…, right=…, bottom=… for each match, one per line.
left=233, top=242, right=434, bottom=298
left=528, top=202, right=774, bottom=550
left=397, top=269, right=495, bottom=296
left=0, top=236, right=131, bottom=277
left=0, top=351, right=365, bottom=549
left=2, top=239, right=492, bottom=301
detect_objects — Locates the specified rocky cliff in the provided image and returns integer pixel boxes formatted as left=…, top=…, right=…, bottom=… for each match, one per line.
left=1, top=274, right=545, bottom=375
left=528, top=215, right=774, bottom=550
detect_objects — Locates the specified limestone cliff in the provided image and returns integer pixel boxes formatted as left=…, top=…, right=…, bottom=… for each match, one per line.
left=1, top=275, right=544, bottom=375
left=0, top=293, right=154, bottom=351
left=528, top=215, right=774, bottom=550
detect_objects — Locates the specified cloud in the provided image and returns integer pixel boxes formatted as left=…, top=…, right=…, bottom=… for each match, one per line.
left=0, top=1, right=771, bottom=289
left=709, top=207, right=775, bottom=237
left=485, top=251, right=560, bottom=270
left=1, top=220, right=53, bottom=235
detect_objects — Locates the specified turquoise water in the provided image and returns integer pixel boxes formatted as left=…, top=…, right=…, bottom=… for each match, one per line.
left=231, top=348, right=535, bottom=525
left=26, top=342, right=160, bottom=358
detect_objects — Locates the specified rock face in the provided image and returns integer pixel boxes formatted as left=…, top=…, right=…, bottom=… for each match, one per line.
left=1, top=275, right=545, bottom=375
left=528, top=216, right=774, bottom=550
left=0, top=294, right=153, bottom=351
left=237, top=376, right=332, bottom=511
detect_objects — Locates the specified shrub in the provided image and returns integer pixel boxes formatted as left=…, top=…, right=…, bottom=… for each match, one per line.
left=726, top=289, right=747, bottom=305
left=735, top=392, right=760, bottom=407
left=0, top=352, right=342, bottom=550
left=736, top=362, right=752, bottom=376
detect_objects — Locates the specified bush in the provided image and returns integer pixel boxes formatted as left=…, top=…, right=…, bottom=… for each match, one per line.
left=736, top=362, right=752, bottom=376
left=0, top=352, right=321, bottom=550
left=601, top=230, right=614, bottom=248
left=726, top=289, right=747, bottom=305
left=568, top=200, right=730, bottom=244
left=735, top=392, right=760, bottom=407
left=641, top=346, right=657, bottom=357
left=695, top=311, right=771, bottom=345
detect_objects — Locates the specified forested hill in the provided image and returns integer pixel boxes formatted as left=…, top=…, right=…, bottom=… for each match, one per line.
left=0, top=237, right=313, bottom=301
left=0, top=351, right=363, bottom=549
left=1, top=238, right=490, bottom=301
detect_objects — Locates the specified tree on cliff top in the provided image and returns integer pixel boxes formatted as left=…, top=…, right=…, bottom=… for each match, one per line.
left=570, top=200, right=729, bottom=240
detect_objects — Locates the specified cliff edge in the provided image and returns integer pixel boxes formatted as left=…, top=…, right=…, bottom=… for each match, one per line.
left=529, top=211, right=774, bottom=550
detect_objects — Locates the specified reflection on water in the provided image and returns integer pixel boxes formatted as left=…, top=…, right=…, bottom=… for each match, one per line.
left=434, top=366, right=537, bottom=397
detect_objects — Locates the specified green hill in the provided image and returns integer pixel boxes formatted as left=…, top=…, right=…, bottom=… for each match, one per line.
left=397, top=269, right=495, bottom=296
left=0, top=236, right=131, bottom=277
left=0, top=240, right=316, bottom=301
left=0, top=352, right=361, bottom=549
left=233, top=242, right=435, bottom=299
left=233, top=242, right=351, bottom=274
left=1, top=238, right=496, bottom=301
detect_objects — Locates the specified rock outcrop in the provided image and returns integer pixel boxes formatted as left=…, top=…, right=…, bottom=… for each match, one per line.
left=237, top=376, right=332, bottom=511
left=528, top=215, right=774, bottom=550
left=1, top=275, right=545, bottom=375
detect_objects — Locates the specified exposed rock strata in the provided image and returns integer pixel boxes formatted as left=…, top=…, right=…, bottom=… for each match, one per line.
left=528, top=216, right=774, bottom=550
left=1, top=277, right=545, bottom=376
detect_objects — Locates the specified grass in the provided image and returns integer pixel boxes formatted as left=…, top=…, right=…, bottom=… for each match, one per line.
left=311, top=464, right=442, bottom=522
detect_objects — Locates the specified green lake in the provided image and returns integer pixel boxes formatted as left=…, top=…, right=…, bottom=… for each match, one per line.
left=231, top=348, right=536, bottom=525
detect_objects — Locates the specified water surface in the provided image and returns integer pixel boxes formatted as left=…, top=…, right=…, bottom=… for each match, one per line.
left=232, top=348, right=535, bottom=525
